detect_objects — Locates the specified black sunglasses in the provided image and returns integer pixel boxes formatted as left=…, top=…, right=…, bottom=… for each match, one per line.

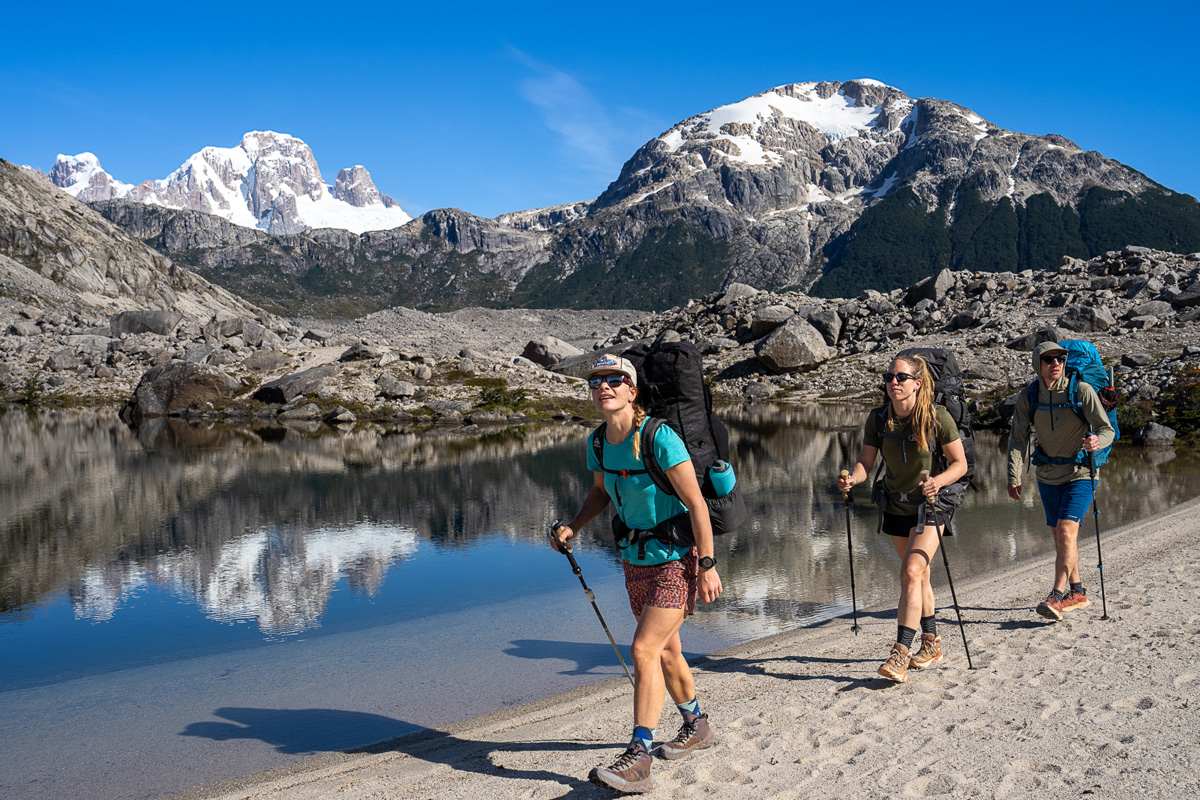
left=1040, top=355, right=1067, bottom=365
left=588, top=375, right=631, bottom=390
left=882, top=372, right=916, bottom=384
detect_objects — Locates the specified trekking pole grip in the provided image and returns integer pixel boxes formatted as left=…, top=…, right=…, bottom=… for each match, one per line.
left=548, top=519, right=573, bottom=553
left=839, top=469, right=852, bottom=502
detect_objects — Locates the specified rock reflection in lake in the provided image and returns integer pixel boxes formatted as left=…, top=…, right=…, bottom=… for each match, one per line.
left=3, top=404, right=1200, bottom=800
left=2, top=405, right=1199, bottom=649
left=0, top=409, right=592, bottom=637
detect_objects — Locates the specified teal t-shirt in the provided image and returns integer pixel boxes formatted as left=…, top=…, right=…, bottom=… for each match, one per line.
left=587, top=418, right=694, bottom=565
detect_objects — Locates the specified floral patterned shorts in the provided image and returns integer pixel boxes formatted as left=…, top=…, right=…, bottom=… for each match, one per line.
left=623, top=548, right=698, bottom=618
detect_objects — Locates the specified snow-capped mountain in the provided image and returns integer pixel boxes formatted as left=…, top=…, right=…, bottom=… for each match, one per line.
left=80, top=80, right=1200, bottom=312
left=50, top=131, right=410, bottom=235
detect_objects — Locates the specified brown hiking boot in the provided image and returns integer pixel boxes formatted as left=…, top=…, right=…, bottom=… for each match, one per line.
left=1036, top=591, right=1065, bottom=621
left=589, top=742, right=652, bottom=793
left=877, top=642, right=910, bottom=683
left=1060, top=588, right=1091, bottom=613
left=908, top=633, right=944, bottom=669
left=658, top=711, right=715, bottom=760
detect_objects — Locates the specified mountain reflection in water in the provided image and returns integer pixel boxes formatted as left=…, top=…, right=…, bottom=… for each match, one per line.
left=3, top=404, right=1199, bottom=651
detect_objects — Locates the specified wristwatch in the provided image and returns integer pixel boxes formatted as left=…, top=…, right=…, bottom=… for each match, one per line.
left=699, top=555, right=717, bottom=570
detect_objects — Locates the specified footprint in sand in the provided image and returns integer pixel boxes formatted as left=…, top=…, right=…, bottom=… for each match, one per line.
left=1038, top=698, right=1063, bottom=720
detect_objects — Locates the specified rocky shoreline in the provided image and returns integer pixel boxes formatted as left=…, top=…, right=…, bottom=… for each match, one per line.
left=3, top=246, right=1200, bottom=435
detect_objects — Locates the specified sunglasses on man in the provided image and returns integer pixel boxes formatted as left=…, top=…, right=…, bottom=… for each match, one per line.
left=1040, top=355, right=1067, bottom=365
left=882, top=372, right=916, bottom=384
left=588, top=375, right=633, bottom=390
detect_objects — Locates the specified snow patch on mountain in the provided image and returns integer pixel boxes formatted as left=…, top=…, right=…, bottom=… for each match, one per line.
left=661, top=82, right=886, bottom=167
left=50, top=132, right=410, bottom=235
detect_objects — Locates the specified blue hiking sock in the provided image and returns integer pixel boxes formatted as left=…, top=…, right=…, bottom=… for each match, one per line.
left=1050, top=588, right=1066, bottom=601
left=897, top=625, right=917, bottom=650
left=920, top=615, right=937, bottom=636
left=677, top=696, right=701, bottom=717
left=1070, top=582, right=1085, bottom=595
left=632, top=725, right=654, bottom=752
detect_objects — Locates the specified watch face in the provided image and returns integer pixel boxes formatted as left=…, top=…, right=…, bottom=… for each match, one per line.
left=699, top=556, right=716, bottom=569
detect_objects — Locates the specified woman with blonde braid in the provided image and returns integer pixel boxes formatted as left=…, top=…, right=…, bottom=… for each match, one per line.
left=837, top=354, right=968, bottom=683
left=552, top=354, right=721, bottom=793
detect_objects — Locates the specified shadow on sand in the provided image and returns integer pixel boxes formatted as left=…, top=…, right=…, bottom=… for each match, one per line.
left=182, top=706, right=619, bottom=796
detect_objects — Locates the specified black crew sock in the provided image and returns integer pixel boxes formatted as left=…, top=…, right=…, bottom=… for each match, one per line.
left=1070, top=582, right=1085, bottom=596
left=920, top=615, right=937, bottom=636
left=897, top=625, right=917, bottom=650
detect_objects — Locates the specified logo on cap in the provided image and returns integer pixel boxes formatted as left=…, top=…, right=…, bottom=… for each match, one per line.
left=592, top=354, right=620, bottom=369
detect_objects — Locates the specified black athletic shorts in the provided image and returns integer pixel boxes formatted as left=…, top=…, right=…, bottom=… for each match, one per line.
left=881, top=510, right=953, bottom=537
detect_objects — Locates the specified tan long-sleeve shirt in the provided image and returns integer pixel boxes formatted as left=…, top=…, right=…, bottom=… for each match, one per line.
left=1007, top=373, right=1116, bottom=486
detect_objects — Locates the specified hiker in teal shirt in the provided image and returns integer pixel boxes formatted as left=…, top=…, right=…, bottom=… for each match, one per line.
left=552, top=354, right=720, bottom=793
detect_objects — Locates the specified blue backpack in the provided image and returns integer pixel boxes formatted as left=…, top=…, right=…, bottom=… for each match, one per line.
left=1027, top=340, right=1120, bottom=468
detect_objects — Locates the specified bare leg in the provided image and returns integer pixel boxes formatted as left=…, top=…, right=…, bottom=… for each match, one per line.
left=659, top=628, right=694, bottom=706
left=1052, top=520, right=1081, bottom=592
left=894, top=526, right=941, bottom=631
left=631, top=605, right=688, bottom=729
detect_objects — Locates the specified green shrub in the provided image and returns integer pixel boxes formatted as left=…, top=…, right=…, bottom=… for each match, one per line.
left=476, top=381, right=529, bottom=410
left=19, top=373, right=44, bottom=406
left=1156, top=367, right=1200, bottom=442
left=1115, top=401, right=1149, bottom=433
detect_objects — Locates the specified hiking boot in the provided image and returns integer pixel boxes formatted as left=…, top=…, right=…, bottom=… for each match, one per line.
left=908, top=633, right=943, bottom=670
left=1061, top=588, right=1091, bottom=613
left=1036, top=591, right=1065, bottom=621
left=658, top=711, right=715, bottom=760
left=589, top=742, right=652, bottom=793
left=877, top=642, right=910, bottom=683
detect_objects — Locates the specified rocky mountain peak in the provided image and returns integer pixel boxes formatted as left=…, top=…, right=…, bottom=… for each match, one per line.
left=49, top=132, right=410, bottom=235
left=333, top=165, right=401, bottom=209
left=49, top=153, right=132, bottom=202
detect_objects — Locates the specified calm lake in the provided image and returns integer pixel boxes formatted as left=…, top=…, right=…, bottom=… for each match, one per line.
left=2, top=405, right=1198, bottom=800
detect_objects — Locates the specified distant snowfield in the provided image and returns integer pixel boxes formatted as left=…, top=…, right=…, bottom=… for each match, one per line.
left=52, top=132, right=411, bottom=235
left=661, top=82, right=890, bottom=167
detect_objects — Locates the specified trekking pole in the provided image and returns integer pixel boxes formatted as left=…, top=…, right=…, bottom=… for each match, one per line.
left=1087, top=444, right=1110, bottom=620
left=838, top=470, right=860, bottom=634
left=547, top=520, right=636, bottom=689
left=919, top=471, right=974, bottom=670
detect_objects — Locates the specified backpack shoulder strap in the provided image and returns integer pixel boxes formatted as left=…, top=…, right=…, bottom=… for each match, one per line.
left=592, top=423, right=649, bottom=477
left=640, top=418, right=675, bottom=495
left=591, top=423, right=606, bottom=470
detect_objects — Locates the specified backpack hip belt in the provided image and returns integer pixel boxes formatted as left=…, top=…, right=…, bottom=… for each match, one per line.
left=612, top=512, right=693, bottom=560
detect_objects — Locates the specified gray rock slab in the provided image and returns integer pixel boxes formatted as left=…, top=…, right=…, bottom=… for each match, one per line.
left=119, top=360, right=241, bottom=425
left=253, top=365, right=338, bottom=404
left=754, top=316, right=833, bottom=374
left=1133, top=422, right=1176, bottom=447
left=522, top=337, right=584, bottom=367
left=749, top=306, right=793, bottom=338
left=1056, top=306, right=1116, bottom=332
left=110, top=310, right=183, bottom=337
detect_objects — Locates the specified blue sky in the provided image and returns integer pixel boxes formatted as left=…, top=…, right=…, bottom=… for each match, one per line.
left=2, top=1, right=1196, bottom=219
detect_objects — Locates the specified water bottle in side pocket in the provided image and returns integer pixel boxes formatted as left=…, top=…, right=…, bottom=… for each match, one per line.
left=708, top=460, right=736, bottom=498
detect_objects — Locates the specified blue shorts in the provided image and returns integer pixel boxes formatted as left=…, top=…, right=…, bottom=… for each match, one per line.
left=1037, top=480, right=1095, bottom=527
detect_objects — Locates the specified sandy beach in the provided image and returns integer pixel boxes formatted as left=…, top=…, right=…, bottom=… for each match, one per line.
left=174, top=497, right=1200, bottom=800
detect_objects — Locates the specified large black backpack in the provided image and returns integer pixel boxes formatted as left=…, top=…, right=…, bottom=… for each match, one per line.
left=591, top=340, right=749, bottom=546
left=893, top=347, right=977, bottom=488
left=870, top=348, right=977, bottom=529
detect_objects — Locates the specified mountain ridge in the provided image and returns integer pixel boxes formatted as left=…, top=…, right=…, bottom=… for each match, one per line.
left=51, top=80, right=1200, bottom=313
left=50, top=131, right=411, bottom=236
